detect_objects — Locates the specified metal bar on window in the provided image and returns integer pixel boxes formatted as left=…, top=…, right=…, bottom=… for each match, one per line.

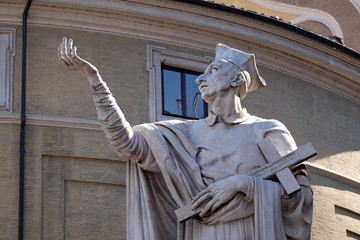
left=181, top=72, right=187, bottom=117
left=161, top=63, right=166, bottom=116
left=161, top=65, right=208, bottom=119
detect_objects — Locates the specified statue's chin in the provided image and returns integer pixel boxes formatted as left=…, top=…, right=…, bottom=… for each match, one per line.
left=201, top=95, right=212, bottom=105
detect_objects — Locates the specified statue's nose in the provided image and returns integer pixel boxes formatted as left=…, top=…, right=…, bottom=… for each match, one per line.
left=196, top=74, right=206, bottom=85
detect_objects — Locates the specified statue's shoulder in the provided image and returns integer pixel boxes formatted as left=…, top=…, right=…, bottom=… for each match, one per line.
left=247, top=115, right=288, bottom=131
left=154, top=119, right=198, bottom=137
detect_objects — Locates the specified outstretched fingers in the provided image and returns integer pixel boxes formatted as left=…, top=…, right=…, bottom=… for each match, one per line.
left=68, top=39, right=84, bottom=72
left=58, top=37, right=86, bottom=74
left=67, top=38, right=74, bottom=64
left=58, top=43, right=71, bottom=69
left=70, top=45, right=85, bottom=68
left=57, top=43, right=64, bottom=62
left=71, top=45, right=78, bottom=60
left=59, top=37, right=72, bottom=65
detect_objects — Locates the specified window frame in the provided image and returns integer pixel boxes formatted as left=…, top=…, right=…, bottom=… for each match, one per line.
left=147, top=45, right=213, bottom=122
left=0, top=28, right=16, bottom=112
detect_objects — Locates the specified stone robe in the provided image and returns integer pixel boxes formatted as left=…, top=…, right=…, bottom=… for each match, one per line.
left=90, top=81, right=313, bottom=240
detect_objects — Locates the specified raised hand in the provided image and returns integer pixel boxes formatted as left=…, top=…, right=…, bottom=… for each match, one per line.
left=58, top=37, right=99, bottom=82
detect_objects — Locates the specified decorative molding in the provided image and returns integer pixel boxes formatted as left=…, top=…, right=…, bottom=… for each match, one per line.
left=291, top=15, right=342, bottom=38
left=0, top=28, right=16, bottom=112
left=41, top=155, right=126, bottom=239
left=27, top=115, right=101, bottom=130
left=0, top=113, right=19, bottom=124
left=306, top=162, right=360, bottom=189
left=0, top=113, right=101, bottom=130
left=349, top=0, right=360, bottom=15
left=146, top=45, right=213, bottom=122
left=0, top=1, right=358, bottom=104
left=335, top=205, right=360, bottom=238
left=249, top=0, right=344, bottom=38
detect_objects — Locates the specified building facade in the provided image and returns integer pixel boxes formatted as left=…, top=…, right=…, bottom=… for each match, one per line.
left=0, top=0, right=359, bottom=239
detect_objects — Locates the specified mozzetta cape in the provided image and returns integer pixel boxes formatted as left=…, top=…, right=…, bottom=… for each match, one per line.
left=127, top=122, right=286, bottom=239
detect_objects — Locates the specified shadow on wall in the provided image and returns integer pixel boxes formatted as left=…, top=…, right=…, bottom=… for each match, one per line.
left=310, top=171, right=360, bottom=240
left=242, top=66, right=360, bottom=159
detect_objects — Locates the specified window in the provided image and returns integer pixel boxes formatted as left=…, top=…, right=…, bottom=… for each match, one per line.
left=147, top=45, right=213, bottom=122
left=162, top=65, right=208, bottom=119
left=0, top=28, right=16, bottom=112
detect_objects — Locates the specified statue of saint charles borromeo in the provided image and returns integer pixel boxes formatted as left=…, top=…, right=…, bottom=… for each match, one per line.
left=59, top=37, right=313, bottom=240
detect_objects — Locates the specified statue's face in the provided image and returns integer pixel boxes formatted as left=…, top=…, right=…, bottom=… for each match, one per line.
left=196, top=59, right=238, bottom=104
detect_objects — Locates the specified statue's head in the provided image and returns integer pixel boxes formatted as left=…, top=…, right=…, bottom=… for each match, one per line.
left=196, top=43, right=265, bottom=103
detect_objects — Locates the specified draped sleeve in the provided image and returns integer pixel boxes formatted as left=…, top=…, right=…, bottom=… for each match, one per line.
left=90, top=81, right=159, bottom=171
left=263, top=119, right=313, bottom=240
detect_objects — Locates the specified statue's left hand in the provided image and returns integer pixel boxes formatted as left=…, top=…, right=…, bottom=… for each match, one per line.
left=191, top=175, right=250, bottom=217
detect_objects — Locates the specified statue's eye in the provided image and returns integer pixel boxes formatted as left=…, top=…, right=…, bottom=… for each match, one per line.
left=210, top=67, right=218, bottom=74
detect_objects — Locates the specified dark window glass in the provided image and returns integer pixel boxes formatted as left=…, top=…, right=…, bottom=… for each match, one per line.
left=163, top=70, right=182, bottom=116
left=162, top=65, right=208, bottom=119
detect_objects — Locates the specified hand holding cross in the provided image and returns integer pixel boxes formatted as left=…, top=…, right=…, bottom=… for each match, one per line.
left=175, top=137, right=316, bottom=222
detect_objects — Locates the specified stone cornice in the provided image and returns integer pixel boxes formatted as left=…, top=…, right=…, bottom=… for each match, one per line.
left=1, top=0, right=359, bottom=104
left=306, top=163, right=360, bottom=189
left=0, top=113, right=101, bottom=130
left=250, top=0, right=344, bottom=38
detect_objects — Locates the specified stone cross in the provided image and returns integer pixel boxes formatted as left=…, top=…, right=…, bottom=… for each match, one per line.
left=257, top=136, right=301, bottom=195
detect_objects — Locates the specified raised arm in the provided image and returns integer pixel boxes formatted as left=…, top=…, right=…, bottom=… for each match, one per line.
left=57, top=37, right=149, bottom=162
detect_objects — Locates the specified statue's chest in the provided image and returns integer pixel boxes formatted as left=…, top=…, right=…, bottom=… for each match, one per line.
left=189, top=123, right=267, bottom=183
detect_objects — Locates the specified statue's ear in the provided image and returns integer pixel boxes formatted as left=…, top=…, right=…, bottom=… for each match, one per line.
left=231, top=71, right=247, bottom=87
left=232, top=71, right=250, bottom=99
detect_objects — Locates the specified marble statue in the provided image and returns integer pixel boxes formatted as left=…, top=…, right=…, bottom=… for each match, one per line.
left=58, top=37, right=313, bottom=240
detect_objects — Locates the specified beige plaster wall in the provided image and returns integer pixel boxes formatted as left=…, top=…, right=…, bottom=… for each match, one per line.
left=0, top=23, right=21, bottom=239
left=245, top=66, right=360, bottom=180
left=311, top=173, right=360, bottom=240
left=0, top=123, right=20, bottom=239
left=26, top=26, right=149, bottom=125
left=24, top=125, right=124, bottom=239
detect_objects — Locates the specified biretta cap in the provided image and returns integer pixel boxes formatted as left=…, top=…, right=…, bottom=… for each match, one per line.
left=215, top=43, right=266, bottom=93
